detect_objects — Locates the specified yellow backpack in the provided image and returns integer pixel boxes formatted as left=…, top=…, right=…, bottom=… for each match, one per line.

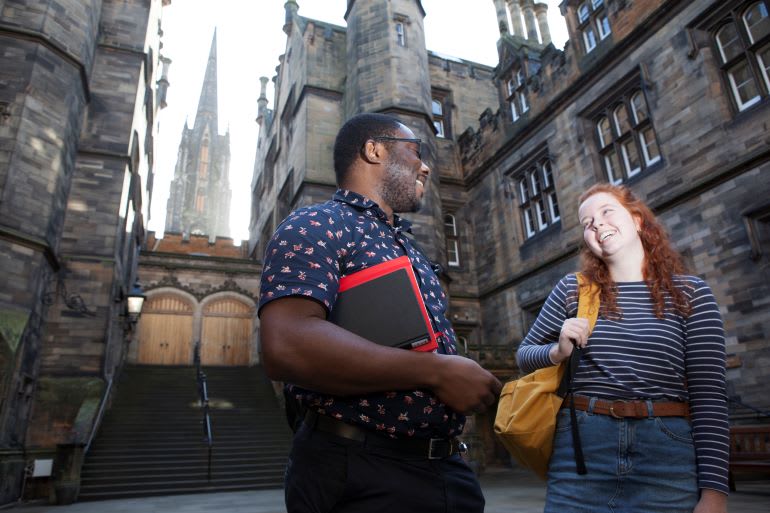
left=494, top=273, right=599, bottom=480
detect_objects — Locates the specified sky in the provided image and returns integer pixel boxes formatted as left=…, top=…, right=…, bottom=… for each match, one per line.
left=151, top=0, right=569, bottom=241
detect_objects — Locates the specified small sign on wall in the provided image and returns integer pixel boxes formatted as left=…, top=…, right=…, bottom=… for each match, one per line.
left=32, top=459, right=53, bottom=477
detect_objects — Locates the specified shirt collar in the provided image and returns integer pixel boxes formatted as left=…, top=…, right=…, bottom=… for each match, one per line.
left=333, top=189, right=413, bottom=233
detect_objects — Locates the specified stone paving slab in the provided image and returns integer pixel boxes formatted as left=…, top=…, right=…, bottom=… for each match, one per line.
left=8, top=467, right=769, bottom=512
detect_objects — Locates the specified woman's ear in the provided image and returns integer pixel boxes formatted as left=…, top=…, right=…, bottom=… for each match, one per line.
left=634, top=214, right=642, bottom=233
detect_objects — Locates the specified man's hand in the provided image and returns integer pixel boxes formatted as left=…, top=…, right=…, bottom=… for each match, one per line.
left=430, top=355, right=502, bottom=415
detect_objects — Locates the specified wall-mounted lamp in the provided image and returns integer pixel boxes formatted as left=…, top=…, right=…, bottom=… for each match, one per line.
left=125, top=282, right=146, bottom=328
left=42, top=276, right=96, bottom=316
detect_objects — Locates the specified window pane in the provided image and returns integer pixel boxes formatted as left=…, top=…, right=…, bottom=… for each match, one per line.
left=549, top=192, right=560, bottom=221
left=584, top=27, right=597, bottom=52
left=592, top=0, right=604, bottom=8
left=447, top=239, right=460, bottom=267
left=444, top=214, right=456, bottom=236
left=524, top=208, right=536, bottom=237
left=434, top=120, right=445, bottom=138
left=744, top=1, right=770, bottom=44
left=598, top=15, right=611, bottom=39
left=536, top=199, right=548, bottom=230
left=597, top=117, right=612, bottom=147
left=631, top=92, right=648, bottom=124
left=613, top=104, right=631, bottom=135
left=432, top=99, right=443, bottom=116
left=716, top=22, right=742, bottom=63
left=507, top=79, right=515, bottom=96
left=621, top=139, right=641, bottom=176
left=531, top=170, right=542, bottom=195
left=520, top=92, right=529, bottom=112
left=758, top=44, right=770, bottom=89
left=604, top=150, right=622, bottom=184
left=517, top=70, right=526, bottom=86
left=640, top=127, right=661, bottom=165
left=578, top=3, right=590, bottom=24
left=396, top=23, right=405, bottom=46
left=542, top=161, right=553, bottom=187
left=511, top=100, right=519, bottom=121
left=728, top=60, right=761, bottom=109
left=519, top=178, right=529, bottom=204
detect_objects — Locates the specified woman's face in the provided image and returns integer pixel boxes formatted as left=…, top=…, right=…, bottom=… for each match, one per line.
left=578, top=192, right=642, bottom=261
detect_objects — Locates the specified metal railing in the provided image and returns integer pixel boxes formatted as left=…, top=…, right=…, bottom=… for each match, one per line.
left=85, top=377, right=113, bottom=454
left=194, top=342, right=213, bottom=481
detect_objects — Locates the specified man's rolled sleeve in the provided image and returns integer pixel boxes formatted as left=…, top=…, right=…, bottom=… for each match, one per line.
left=258, top=209, right=342, bottom=316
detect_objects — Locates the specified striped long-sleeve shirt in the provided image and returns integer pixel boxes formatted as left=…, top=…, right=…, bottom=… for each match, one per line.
left=516, top=273, right=729, bottom=494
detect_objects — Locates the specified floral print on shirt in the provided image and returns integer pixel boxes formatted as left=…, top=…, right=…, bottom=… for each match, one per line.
left=258, top=190, right=464, bottom=439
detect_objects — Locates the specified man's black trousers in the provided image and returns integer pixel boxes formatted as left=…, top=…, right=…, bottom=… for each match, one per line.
left=284, top=423, right=485, bottom=513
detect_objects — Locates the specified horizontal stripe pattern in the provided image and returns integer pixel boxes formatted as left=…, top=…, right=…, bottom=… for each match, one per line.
left=516, top=273, right=729, bottom=493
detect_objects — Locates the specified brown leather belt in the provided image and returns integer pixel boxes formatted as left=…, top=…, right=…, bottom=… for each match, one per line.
left=565, top=395, right=689, bottom=418
left=304, top=410, right=467, bottom=459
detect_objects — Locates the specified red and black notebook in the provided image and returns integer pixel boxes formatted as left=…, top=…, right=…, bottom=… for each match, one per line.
left=328, top=256, right=439, bottom=352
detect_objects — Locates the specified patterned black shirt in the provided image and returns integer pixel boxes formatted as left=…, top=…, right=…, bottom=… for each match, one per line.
left=258, top=190, right=464, bottom=439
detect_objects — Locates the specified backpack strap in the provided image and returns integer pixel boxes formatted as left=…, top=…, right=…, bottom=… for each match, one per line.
left=562, top=272, right=600, bottom=476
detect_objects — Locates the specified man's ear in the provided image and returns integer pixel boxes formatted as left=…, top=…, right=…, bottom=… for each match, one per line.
left=360, top=139, right=384, bottom=164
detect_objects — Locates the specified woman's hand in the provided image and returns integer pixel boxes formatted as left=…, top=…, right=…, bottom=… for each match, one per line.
left=693, top=489, right=727, bottom=513
left=549, top=317, right=590, bottom=364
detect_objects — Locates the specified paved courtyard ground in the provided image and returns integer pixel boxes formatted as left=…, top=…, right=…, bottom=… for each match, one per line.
left=8, top=466, right=769, bottom=512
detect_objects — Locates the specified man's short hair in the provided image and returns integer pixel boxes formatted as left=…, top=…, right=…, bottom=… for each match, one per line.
left=333, top=113, right=403, bottom=185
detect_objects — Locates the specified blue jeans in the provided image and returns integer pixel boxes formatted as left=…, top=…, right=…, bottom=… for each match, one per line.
left=545, top=399, right=697, bottom=513
left=284, top=423, right=484, bottom=513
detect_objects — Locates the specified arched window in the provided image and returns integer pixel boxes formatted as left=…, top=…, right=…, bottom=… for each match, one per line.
left=506, top=67, right=528, bottom=123
left=594, top=90, right=660, bottom=183
left=513, top=157, right=560, bottom=240
left=596, top=117, right=612, bottom=148
left=576, top=0, right=610, bottom=54
left=744, top=1, right=770, bottom=43
left=711, top=2, right=770, bottom=112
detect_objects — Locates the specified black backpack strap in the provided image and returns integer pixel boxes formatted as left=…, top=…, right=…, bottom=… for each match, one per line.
left=565, top=347, right=587, bottom=475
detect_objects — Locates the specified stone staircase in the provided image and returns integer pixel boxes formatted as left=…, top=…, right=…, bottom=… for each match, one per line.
left=78, top=364, right=292, bottom=500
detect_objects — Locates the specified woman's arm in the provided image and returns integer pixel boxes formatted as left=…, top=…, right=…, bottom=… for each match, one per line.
left=684, top=278, right=730, bottom=496
left=516, top=275, right=576, bottom=373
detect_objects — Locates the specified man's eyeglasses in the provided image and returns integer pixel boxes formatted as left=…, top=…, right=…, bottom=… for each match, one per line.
left=370, top=136, right=422, bottom=160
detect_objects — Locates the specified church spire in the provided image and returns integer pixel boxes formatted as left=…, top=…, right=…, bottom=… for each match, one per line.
left=195, top=29, right=219, bottom=131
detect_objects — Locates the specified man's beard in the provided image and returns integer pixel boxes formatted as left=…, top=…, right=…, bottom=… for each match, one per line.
left=379, top=154, right=423, bottom=214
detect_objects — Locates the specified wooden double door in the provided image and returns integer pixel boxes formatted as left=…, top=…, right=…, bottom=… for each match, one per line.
left=199, top=297, right=253, bottom=365
left=136, top=293, right=253, bottom=366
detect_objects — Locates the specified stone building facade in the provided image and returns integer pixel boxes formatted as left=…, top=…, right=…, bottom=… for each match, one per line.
left=250, top=0, right=770, bottom=465
left=0, top=0, right=169, bottom=504
left=135, top=232, right=261, bottom=368
left=164, top=32, right=232, bottom=239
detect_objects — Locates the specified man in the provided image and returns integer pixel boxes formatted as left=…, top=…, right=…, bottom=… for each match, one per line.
left=258, top=113, right=502, bottom=513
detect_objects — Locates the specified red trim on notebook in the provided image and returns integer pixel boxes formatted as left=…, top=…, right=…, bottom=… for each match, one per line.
left=338, top=256, right=438, bottom=352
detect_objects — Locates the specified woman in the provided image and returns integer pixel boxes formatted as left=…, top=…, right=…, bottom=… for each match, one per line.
left=516, top=183, right=728, bottom=513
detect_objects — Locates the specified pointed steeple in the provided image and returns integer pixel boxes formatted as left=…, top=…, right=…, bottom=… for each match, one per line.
left=194, top=29, right=219, bottom=131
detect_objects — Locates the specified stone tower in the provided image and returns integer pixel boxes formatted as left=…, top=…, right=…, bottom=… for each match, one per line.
left=343, top=0, right=444, bottom=260
left=165, top=31, right=232, bottom=239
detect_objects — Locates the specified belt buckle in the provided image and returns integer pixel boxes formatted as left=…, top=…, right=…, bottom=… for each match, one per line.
left=609, top=400, right=627, bottom=419
left=428, top=438, right=446, bottom=460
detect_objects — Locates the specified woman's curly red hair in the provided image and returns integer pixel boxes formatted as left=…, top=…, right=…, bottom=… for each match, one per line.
left=578, top=183, right=690, bottom=319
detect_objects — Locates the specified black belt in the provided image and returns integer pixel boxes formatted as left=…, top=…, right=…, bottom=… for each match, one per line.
left=304, top=410, right=467, bottom=460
